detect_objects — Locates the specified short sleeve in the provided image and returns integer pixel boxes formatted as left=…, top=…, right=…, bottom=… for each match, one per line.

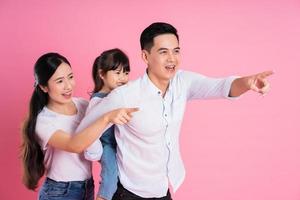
left=35, top=117, right=58, bottom=150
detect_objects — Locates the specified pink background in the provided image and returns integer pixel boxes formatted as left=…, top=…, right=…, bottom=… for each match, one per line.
left=1, top=0, right=300, bottom=199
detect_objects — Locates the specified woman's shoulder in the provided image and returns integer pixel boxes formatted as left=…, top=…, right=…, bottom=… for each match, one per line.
left=72, top=97, right=89, bottom=116
left=73, top=97, right=88, bottom=107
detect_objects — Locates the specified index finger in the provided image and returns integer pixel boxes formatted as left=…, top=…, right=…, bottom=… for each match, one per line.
left=126, top=107, right=139, bottom=113
left=257, top=70, right=274, bottom=79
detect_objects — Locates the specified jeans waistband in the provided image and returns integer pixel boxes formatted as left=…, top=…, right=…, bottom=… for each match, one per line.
left=46, top=177, right=93, bottom=188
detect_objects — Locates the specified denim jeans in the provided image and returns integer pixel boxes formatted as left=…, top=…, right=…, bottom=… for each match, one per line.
left=97, top=126, right=118, bottom=200
left=39, top=177, right=94, bottom=200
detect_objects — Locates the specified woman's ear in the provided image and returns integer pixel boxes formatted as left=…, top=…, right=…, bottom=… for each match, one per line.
left=39, top=85, right=48, bottom=93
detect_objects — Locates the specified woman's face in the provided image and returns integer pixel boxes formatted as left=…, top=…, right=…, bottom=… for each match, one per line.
left=41, top=62, right=75, bottom=106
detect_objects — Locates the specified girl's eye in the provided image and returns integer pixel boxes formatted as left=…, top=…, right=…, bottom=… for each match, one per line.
left=69, top=75, right=74, bottom=79
left=56, top=80, right=63, bottom=84
left=115, top=71, right=121, bottom=74
left=159, top=51, right=167, bottom=54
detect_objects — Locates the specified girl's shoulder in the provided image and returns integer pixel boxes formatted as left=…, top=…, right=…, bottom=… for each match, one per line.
left=91, top=92, right=108, bottom=99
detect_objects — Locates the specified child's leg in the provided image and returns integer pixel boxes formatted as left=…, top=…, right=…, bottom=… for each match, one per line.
left=97, top=143, right=118, bottom=200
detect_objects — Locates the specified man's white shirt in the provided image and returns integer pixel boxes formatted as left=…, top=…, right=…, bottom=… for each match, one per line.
left=76, top=70, right=237, bottom=198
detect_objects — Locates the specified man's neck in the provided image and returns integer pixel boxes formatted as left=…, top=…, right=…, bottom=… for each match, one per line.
left=147, top=72, right=169, bottom=97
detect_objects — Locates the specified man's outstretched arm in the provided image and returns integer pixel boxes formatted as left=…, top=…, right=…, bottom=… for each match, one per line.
left=229, top=70, right=273, bottom=97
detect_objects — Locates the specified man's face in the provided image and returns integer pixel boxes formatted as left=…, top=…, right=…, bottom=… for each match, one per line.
left=142, top=34, right=181, bottom=83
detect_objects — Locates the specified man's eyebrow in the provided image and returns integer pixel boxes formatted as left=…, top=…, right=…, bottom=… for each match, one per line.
left=157, top=47, right=180, bottom=51
left=157, top=48, right=168, bottom=51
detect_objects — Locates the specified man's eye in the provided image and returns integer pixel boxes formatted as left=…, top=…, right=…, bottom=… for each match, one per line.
left=174, top=49, right=180, bottom=54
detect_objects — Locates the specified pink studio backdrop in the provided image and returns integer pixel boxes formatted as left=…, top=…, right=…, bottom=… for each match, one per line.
left=1, top=0, right=299, bottom=199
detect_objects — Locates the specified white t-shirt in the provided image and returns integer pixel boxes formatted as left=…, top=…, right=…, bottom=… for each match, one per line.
left=35, top=97, right=92, bottom=181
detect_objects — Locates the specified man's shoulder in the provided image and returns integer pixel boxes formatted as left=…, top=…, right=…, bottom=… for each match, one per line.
left=172, top=70, right=191, bottom=83
left=173, top=70, right=206, bottom=82
left=113, top=76, right=143, bottom=94
left=175, top=69, right=200, bottom=77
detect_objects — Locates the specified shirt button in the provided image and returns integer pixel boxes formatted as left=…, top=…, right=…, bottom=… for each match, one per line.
left=164, top=114, right=167, bottom=117
left=158, top=91, right=161, bottom=94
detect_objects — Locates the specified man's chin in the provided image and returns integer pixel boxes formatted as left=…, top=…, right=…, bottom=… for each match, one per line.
left=167, top=69, right=177, bottom=79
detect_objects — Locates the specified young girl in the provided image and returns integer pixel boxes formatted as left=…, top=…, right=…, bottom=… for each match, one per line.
left=84, top=49, right=130, bottom=200
left=21, top=52, right=137, bottom=200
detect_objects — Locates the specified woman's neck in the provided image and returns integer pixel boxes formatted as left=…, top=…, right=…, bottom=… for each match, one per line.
left=47, top=100, right=77, bottom=115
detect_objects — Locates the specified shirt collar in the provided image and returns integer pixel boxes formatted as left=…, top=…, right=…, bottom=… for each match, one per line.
left=142, top=70, right=163, bottom=96
left=142, top=69, right=176, bottom=98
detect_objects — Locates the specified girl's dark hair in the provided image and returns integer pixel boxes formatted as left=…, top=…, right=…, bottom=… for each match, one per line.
left=21, top=52, right=70, bottom=190
left=92, top=48, right=130, bottom=93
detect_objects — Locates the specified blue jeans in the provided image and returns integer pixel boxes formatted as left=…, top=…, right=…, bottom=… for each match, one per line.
left=39, top=177, right=94, bottom=200
left=98, top=126, right=118, bottom=200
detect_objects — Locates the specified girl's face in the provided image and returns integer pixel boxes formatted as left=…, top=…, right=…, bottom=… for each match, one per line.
left=40, top=62, right=75, bottom=106
left=100, top=66, right=129, bottom=93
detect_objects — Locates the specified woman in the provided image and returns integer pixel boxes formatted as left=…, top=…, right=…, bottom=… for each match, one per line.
left=21, top=52, right=137, bottom=200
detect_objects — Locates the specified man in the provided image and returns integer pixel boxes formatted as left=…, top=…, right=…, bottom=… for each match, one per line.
left=76, top=22, right=272, bottom=200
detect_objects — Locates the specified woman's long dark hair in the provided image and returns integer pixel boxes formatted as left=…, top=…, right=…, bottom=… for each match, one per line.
left=92, top=48, right=130, bottom=93
left=21, top=52, right=70, bottom=190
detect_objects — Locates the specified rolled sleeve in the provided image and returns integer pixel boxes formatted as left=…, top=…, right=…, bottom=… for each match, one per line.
left=84, top=140, right=103, bottom=161
left=77, top=88, right=125, bottom=161
left=223, top=76, right=240, bottom=100
left=179, top=71, right=239, bottom=100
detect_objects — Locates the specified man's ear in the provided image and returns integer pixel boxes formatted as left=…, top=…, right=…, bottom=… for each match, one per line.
left=141, top=50, right=149, bottom=65
left=39, top=85, right=48, bottom=93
